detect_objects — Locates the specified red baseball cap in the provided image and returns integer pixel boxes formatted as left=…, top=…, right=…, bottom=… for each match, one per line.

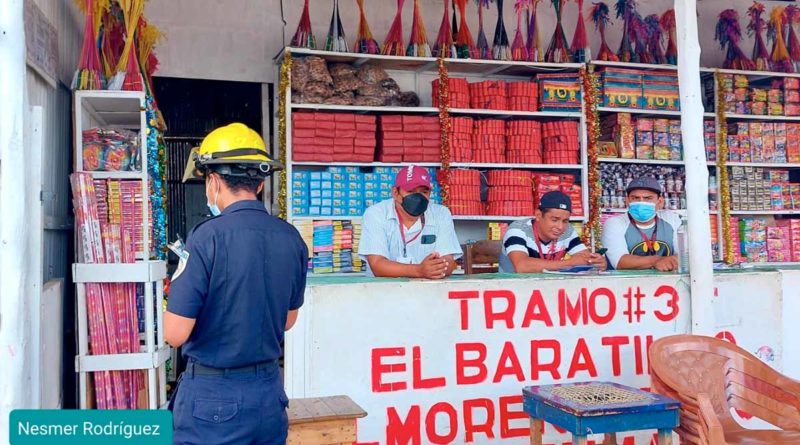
left=394, top=165, right=432, bottom=191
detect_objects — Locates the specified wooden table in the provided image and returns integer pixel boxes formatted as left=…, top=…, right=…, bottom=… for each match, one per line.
left=287, top=395, right=367, bottom=445
left=522, top=382, right=680, bottom=445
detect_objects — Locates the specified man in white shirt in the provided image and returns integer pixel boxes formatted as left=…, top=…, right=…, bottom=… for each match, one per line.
left=358, top=165, right=462, bottom=279
left=601, top=177, right=681, bottom=271
left=499, top=191, right=604, bottom=273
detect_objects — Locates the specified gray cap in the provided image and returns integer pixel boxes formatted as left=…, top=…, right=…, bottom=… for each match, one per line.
left=626, top=177, right=663, bottom=195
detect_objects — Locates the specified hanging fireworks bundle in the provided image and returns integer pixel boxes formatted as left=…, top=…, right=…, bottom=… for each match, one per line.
left=545, top=0, right=572, bottom=62
left=454, top=0, right=478, bottom=58
left=324, top=0, right=348, bottom=52
left=434, top=0, right=457, bottom=58
left=644, top=14, right=666, bottom=65
left=746, top=3, right=770, bottom=71
left=475, top=0, right=491, bottom=59
left=660, top=9, right=677, bottom=65
left=786, top=6, right=800, bottom=72
left=72, top=0, right=107, bottom=90
left=291, top=0, right=316, bottom=49
left=769, top=6, right=793, bottom=72
left=527, top=0, right=544, bottom=61
left=108, top=0, right=145, bottom=91
left=615, top=0, right=636, bottom=62
left=512, top=0, right=531, bottom=61
left=630, top=12, right=649, bottom=63
left=715, top=9, right=756, bottom=70
left=591, top=2, right=618, bottom=61
left=492, top=0, right=512, bottom=60
left=407, top=0, right=431, bottom=56
left=570, top=0, right=589, bottom=62
left=101, top=2, right=125, bottom=81
left=354, top=0, right=379, bottom=54
left=382, top=0, right=406, bottom=56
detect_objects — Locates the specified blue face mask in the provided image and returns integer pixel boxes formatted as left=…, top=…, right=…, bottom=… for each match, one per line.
left=206, top=178, right=221, bottom=216
left=628, top=201, right=657, bottom=223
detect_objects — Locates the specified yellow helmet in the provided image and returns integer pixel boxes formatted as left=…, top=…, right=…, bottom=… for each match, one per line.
left=182, top=123, right=283, bottom=182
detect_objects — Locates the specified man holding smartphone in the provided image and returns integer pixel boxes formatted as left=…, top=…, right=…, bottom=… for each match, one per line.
left=358, top=165, right=463, bottom=279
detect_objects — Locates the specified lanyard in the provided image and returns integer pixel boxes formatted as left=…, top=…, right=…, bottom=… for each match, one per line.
left=532, top=223, right=565, bottom=261
left=630, top=215, right=660, bottom=255
left=400, top=215, right=425, bottom=257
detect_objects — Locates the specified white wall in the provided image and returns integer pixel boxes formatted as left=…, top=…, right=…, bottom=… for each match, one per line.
left=145, top=0, right=785, bottom=84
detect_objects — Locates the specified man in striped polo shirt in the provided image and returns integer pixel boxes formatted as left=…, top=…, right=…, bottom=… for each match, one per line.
left=499, top=191, right=605, bottom=273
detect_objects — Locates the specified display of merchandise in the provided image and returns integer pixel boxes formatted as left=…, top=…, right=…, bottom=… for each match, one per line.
left=432, top=78, right=537, bottom=112
left=448, top=169, right=484, bottom=215
left=293, top=219, right=365, bottom=274
left=538, top=73, right=582, bottom=111
left=716, top=122, right=800, bottom=163
left=506, top=120, right=543, bottom=164
left=600, top=164, right=686, bottom=211
left=600, top=114, right=684, bottom=161
left=486, top=169, right=535, bottom=216
left=378, top=115, right=440, bottom=163
left=292, top=112, right=376, bottom=163
left=704, top=120, right=718, bottom=161
left=472, top=119, right=506, bottom=163
left=487, top=222, right=509, bottom=241
left=710, top=214, right=720, bottom=261
left=542, top=121, right=580, bottom=164
left=292, top=166, right=441, bottom=217
left=728, top=166, right=800, bottom=211
left=291, top=57, right=419, bottom=106
left=718, top=74, right=800, bottom=116
left=70, top=173, right=144, bottom=409
left=533, top=172, right=584, bottom=216
left=82, top=128, right=140, bottom=172
left=599, top=67, right=680, bottom=110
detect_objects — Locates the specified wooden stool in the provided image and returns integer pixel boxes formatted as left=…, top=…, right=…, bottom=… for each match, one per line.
left=522, top=382, right=680, bottom=445
left=287, top=395, right=367, bottom=445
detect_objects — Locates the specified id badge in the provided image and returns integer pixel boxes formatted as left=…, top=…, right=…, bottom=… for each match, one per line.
left=396, top=256, right=413, bottom=264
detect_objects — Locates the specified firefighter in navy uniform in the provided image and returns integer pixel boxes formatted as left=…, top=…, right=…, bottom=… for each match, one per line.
left=165, top=123, right=308, bottom=445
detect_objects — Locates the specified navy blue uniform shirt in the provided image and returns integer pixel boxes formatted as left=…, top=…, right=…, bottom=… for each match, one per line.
left=167, top=199, right=308, bottom=368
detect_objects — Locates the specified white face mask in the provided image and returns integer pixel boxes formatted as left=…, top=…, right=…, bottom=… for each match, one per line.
left=206, top=177, right=221, bottom=216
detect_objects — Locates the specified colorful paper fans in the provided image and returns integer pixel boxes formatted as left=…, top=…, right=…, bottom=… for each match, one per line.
left=324, top=0, right=348, bottom=52
left=715, top=9, right=756, bottom=70
left=407, top=0, right=431, bottom=56
left=492, top=0, right=512, bottom=60
left=354, top=0, right=379, bottom=54
left=747, top=2, right=770, bottom=71
left=570, top=0, right=589, bottom=62
left=291, top=0, right=316, bottom=49
left=545, top=0, right=572, bottom=62
left=591, top=2, right=619, bottom=61
left=382, top=0, right=406, bottom=56
left=660, top=9, right=677, bottom=65
left=434, top=0, right=458, bottom=58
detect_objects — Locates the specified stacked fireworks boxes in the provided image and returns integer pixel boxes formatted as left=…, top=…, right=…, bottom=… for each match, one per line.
left=642, top=71, right=680, bottom=111
left=363, top=166, right=441, bottom=208
left=292, top=112, right=376, bottom=162
left=719, top=74, right=749, bottom=114
left=634, top=118, right=682, bottom=161
left=738, top=217, right=768, bottom=263
left=728, top=167, right=800, bottom=212
left=537, top=73, right=582, bottom=111
left=600, top=68, right=643, bottom=109
left=486, top=170, right=535, bottom=216
left=310, top=220, right=364, bottom=274
left=726, top=122, right=788, bottom=163
left=377, top=115, right=440, bottom=163
left=704, top=120, right=718, bottom=161
left=776, top=219, right=800, bottom=262
left=487, top=222, right=509, bottom=241
left=785, top=78, right=800, bottom=116
left=448, top=169, right=483, bottom=216
left=600, top=113, right=635, bottom=159
left=532, top=172, right=584, bottom=217
left=291, top=167, right=366, bottom=217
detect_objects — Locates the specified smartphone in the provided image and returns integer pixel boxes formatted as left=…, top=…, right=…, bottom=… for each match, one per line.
left=596, top=248, right=608, bottom=255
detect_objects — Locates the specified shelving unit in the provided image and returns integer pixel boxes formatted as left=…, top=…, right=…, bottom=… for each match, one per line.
left=278, top=47, right=589, bottom=265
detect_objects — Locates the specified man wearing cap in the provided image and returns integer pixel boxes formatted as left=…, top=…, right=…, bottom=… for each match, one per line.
left=601, top=176, right=681, bottom=271
left=499, top=191, right=605, bottom=273
left=359, top=165, right=462, bottom=279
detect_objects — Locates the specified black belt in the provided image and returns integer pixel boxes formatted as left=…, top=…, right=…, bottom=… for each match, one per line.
left=186, top=360, right=278, bottom=376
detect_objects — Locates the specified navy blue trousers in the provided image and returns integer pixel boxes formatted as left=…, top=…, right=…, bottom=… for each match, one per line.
left=171, top=362, right=288, bottom=445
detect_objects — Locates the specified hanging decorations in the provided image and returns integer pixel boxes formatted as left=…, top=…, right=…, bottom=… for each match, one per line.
left=407, top=0, right=431, bottom=56
left=580, top=67, right=602, bottom=249
left=545, top=0, right=572, bottom=62
left=715, top=72, right=734, bottom=264
left=108, top=0, right=145, bottom=90
left=512, top=0, right=531, bottom=61
left=715, top=9, right=756, bottom=70
left=101, top=3, right=125, bottom=81
left=768, top=5, right=793, bottom=72
left=434, top=0, right=458, bottom=58
left=72, top=0, right=108, bottom=90
left=145, top=95, right=167, bottom=258
left=570, top=0, right=589, bottom=62
left=492, top=0, right=512, bottom=60
left=786, top=6, right=800, bottom=72
left=455, top=0, right=478, bottom=58
left=325, top=0, right=348, bottom=52
left=591, top=2, right=618, bottom=61
left=630, top=12, right=649, bottom=63
left=277, top=51, right=292, bottom=220
left=290, top=0, right=316, bottom=49
left=476, top=0, right=491, bottom=59
left=382, top=0, right=406, bottom=56
left=615, top=0, right=636, bottom=62
left=644, top=14, right=666, bottom=65
left=436, top=58, right=452, bottom=205
left=660, top=9, right=677, bottom=65
left=747, top=2, right=770, bottom=71
left=527, top=0, right=544, bottom=61
left=354, top=0, right=379, bottom=54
